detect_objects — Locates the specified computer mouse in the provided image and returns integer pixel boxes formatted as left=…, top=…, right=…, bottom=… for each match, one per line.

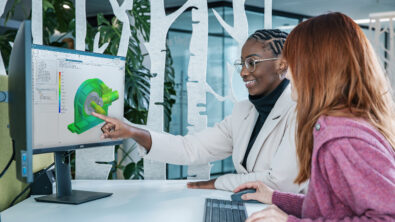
left=231, top=188, right=261, bottom=204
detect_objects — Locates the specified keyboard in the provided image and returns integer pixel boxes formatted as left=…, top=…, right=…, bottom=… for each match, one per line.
left=204, top=198, right=247, bottom=222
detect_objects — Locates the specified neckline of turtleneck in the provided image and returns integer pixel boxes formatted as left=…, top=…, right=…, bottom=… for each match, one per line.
left=248, top=79, right=289, bottom=115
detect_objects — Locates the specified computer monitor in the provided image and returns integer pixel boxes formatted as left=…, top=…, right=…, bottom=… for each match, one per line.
left=8, top=20, right=126, bottom=204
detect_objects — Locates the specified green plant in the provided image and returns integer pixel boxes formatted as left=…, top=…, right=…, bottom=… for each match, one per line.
left=0, top=0, right=74, bottom=68
left=108, top=144, right=144, bottom=180
left=0, top=30, right=17, bottom=73
left=42, top=0, right=75, bottom=46
left=0, top=0, right=176, bottom=180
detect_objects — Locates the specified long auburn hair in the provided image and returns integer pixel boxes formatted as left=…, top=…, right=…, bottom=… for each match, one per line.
left=283, top=12, right=395, bottom=184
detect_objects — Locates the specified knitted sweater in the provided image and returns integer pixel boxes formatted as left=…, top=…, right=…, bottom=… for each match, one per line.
left=272, top=116, right=395, bottom=221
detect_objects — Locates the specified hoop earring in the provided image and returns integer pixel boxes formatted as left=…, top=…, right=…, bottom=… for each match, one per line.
left=279, top=72, right=286, bottom=80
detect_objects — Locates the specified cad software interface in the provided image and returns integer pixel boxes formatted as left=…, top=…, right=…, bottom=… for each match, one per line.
left=31, top=46, right=125, bottom=149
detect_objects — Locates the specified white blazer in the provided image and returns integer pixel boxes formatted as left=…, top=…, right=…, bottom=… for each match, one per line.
left=142, top=85, right=307, bottom=193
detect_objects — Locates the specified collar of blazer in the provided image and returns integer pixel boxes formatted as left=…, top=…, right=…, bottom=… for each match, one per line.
left=242, top=84, right=295, bottom=121
left=241, top=84, right=296, bottom=172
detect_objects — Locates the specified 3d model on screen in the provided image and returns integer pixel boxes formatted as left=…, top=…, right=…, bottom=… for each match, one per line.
left=68, top=78, right=119, bottom=134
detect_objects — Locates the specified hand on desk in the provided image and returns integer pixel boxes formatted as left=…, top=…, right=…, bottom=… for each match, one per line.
left=246, top=205, right=288, bottom=222
left=233, top=180, right=274, bottom=204
left=187, top=178, right=216, bottom=189
left=234, top=181, right=288, bottom=222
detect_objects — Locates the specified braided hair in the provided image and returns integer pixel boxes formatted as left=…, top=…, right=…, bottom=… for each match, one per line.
left=248, top=29, right=288, bottom=57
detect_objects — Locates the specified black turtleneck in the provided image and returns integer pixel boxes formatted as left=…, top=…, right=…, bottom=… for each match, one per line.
left=241, top=79, right=290, bottom=169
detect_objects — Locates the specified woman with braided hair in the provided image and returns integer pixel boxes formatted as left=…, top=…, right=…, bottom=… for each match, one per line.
left=94, top=29, right=306, bottom=193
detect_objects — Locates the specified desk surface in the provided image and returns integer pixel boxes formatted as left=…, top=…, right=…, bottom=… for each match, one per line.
left=2, top=180, right=267, bottom=222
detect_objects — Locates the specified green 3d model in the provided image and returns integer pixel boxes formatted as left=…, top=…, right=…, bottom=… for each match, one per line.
left=68, top=78, right=119, bottom=134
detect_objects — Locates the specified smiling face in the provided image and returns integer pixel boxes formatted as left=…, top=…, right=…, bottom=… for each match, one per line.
left=240, top=39, right=283, bottom=96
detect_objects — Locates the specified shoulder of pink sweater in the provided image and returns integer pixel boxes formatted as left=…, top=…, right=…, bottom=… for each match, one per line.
left=312, top=116, right=394, bottom=156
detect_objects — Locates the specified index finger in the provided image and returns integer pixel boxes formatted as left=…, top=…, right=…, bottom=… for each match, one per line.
left=92, top=112, right=111, bottom=122
left=233, top=181, right=259, bottom=193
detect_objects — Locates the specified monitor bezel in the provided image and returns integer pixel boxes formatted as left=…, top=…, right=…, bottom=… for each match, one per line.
left=9, top=20, right=34, bottom=182
left=32, top=140, right=123, bottom=154
left=30, top=44, right=126, bottom=155
left=31, top=44, right=126, bottom=61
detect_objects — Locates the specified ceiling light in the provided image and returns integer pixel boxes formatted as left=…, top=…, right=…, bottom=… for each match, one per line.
left=354, top=19, right=371, bottom=24
left=354, top=18, right=395, bottom=24
left=276, top=25, right=296, bottom=30
left=355, top=11, right=395, bottom=24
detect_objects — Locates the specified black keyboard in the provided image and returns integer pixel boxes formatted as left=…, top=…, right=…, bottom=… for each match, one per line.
left=204, top=198, right=247, bottom=222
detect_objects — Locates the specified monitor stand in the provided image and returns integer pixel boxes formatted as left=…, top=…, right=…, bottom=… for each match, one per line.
left=35, top=151, right=112, bottom=204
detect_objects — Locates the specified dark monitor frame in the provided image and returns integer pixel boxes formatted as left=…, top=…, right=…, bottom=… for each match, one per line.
left=8, top=20, right=125, bottom=204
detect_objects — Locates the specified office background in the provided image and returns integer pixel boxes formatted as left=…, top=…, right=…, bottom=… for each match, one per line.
left=0, top=0, right=394, bottom=180
left=165, top=1, right=393, bottom=179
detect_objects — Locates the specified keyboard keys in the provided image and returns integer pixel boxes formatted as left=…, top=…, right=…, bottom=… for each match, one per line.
left=226, top=202, right=234, bottom=222
left=239, top=202, right=247, bottom=221
left=233, top=207, right=241, bottom=221
left=219, top=200, right=226, bottom=221
left=204, top=198, right=247, bottom=222
left=205, top=199, right=212, bottom=222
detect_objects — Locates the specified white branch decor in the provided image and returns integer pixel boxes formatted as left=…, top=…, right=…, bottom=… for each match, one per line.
left=0, top=51, right=6, bottom=75
left=212, top=0, right=248, bottom=45
left=204, top=63, right=237, bottom=103
left=32, top=0, right=43, bottom=45
left=75, top=145, right=116, bottom=180
left=93, top=32, right=109, bottom=54
left=185, top=0, right=211, bottom=180
left=369, top=11, right=395, bottom=95
left=143, top=0, right=196, bottom=179
left=0, top=0, right=6, bottom=16
left=264, top=0, right=272, bottom=29
left=75, top=0, right=86, bottom=51
left=109, top=0, right=133, bottom=57
left=206, top=0, right=248, bottom=103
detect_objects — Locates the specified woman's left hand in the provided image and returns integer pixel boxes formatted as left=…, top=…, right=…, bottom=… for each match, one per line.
left=187, top=178, right=216, bottom=189
left=246, top=205, right=288, bottom=222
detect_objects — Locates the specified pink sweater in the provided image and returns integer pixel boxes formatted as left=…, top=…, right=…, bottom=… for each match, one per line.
left=272, top=116, right=395, bottom=221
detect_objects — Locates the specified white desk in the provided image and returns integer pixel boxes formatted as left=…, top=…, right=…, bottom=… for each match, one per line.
left=2, top=180, right=267, bottom=222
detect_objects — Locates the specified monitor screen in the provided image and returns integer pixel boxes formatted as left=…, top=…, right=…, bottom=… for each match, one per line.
left=31, top=45, right=125, bottom=152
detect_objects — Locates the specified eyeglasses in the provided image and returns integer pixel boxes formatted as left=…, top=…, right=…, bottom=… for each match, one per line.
left=234, top=57, right=278, bottom=73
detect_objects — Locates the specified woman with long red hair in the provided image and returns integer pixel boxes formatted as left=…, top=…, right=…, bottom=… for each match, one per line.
left=234, top=12, right=395, bottom=221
